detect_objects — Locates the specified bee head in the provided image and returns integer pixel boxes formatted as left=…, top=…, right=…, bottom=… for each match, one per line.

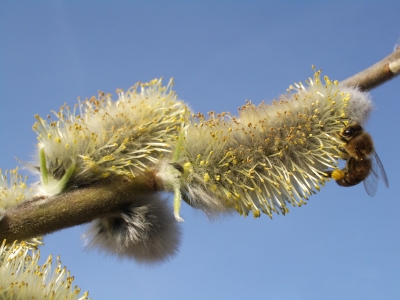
left=341, top=123, right=363, bottom=138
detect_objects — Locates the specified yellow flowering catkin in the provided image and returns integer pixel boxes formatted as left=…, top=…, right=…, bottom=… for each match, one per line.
left=32, top=79, right=189, bottom=196
left=0, top=168, right=31, bottom=211
left=165, top=69, right=372, bottom=218
left=0, top=240, right=89, bottom=300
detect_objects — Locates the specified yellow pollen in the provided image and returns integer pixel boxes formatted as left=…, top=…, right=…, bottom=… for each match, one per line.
left=331, top=169, right=345, bottom=180
left=183, top=162, right=193, bottom=173
left=204, top=173, right=210, bottom=182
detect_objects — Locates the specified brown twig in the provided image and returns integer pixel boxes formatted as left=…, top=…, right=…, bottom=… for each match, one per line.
left=0, top=174, right=157, bottom=242
left=341, top=47, right=400, bottom=91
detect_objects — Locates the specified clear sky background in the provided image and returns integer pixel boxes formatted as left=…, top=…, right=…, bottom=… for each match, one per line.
left=1, top=1, right=399, bottom=299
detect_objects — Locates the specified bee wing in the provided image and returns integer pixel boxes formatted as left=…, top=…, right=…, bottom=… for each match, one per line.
left=363, top=151, right=389, bottom=197
left=363, top=168, right=378, bottom=197
left=372, top=151, right=389, bottom=188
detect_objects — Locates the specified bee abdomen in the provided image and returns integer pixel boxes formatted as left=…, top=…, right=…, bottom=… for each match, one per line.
left=336, top=175, right=363, bottom=187
left=336, top=157, right=372, bottom=187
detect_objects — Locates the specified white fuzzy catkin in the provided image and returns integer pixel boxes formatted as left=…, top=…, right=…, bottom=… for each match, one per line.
left=83, top=193, right=181, bottom=263
left=0, top=240, right=89, bottom=300
left=165, top=69, right=373, bottom=218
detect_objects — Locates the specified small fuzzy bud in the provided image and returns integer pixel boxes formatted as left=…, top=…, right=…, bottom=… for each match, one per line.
left=83, top=194, right=181, bottom=263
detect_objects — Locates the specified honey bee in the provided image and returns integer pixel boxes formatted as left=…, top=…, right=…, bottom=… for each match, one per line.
left=326, top=123, right=389, bottom=196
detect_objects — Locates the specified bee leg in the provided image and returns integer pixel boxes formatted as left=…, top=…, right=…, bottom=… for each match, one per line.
left=338, top=146, right=349, bottom=155
left=331, top=169, right=346, bottom=180
left=323, top=169, right=346, bottom=180
left=338, top=135, right=349, bottom=144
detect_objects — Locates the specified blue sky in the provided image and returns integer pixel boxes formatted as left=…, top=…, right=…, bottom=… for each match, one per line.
left=1, top=1, right=399, bottom=299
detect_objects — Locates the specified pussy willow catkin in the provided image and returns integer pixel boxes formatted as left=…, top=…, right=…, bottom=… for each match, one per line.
left=160, top=69, right=372, bottom=219
left=0, top=168, right=31, bottom=212
left=0, top=240, right=89, bottom=300
left=33, top=78, right=188, bottom=196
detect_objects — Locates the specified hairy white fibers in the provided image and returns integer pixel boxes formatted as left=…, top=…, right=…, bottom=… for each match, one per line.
left=83, top=194, right=181, bottom=263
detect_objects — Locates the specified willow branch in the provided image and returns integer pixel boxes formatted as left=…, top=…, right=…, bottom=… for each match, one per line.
left=1, top=49, right=400, bottom=243
left=341, top=47, right=400, bottom=91
left=0, top=174, right=158, bottom=242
